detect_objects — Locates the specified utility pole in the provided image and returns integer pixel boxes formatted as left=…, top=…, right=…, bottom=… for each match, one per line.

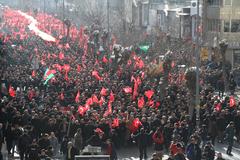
left=195, top=0, right=200, bottom=128
left=63, top=0, right=65, bottom=36
left=107, top=0, right=110, bottom=34
left=43, top=0, right=46, bottom=27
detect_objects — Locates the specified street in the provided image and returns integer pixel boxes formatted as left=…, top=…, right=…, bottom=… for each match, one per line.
left=1, top=142, right=240, bottom=160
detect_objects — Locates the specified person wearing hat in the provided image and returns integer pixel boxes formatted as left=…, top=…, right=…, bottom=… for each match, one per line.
left=225, top=121, right=235, bottom=156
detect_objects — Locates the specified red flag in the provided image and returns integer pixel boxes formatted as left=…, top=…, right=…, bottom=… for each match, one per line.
left=59, top=52, right=64, bottom=60
left=63, top=64, right=70, bottom=73
left=53, top=64, right=62, bottom=71
left=230, top=96, right=235, bottom=107
left=77, top=65, right=81, bottom=73
left=147, top=99, right=155, bottom=107
left=138, top=97, right=145, bottom=109
left=75, top=90, right=80, bottom=103
left=99, top=96, right=105, bottom=106
left=156, top=101, right=161, bottom=108
left=92, top=70, right=103, bottom=81
left=109, top=91, right=115, bottom=102
left=100, top=87, right=107, bottom=96
left=108, top=101, right=112, bottom=114
left=132, top=118, right=142, bottom=132
left=32, top=70, right=36, bottom=77
left=92, top=94, right=99, bottom=103
left=86, top=97, right=93, bottom=106
left=9, top=85, right=16, bottom=97
left=123, top=87, right=132, bottom=94
left=145, top=90, right=154, bottom=99
left=215, top=103, right=221, bottom=111
left=133, top=76, right=141, bottom=100
left=44, top=69, right=56, bottom=80
left=78, top=106, right=86, bottom=116
left=102, top=56, right=108, bottom=63
left=112, top=118, right=119, bottom=128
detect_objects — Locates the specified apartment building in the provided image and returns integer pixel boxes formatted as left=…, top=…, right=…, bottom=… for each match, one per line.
left=205, top=0, right=240, bottom=67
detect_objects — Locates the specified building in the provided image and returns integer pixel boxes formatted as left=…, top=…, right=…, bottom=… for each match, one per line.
left=205, top=0, right=240, bottom=67
left=148, top=0, right=200, bottom=40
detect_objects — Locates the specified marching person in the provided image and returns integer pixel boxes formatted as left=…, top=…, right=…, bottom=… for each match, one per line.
left=225, top=121, right=235, bottom=156
left=66, top=141, right=79, bottom=160
left=152, top=127, right=164, bottom=159
left=132, top=128, right=152, bottom=160
left=186, top=137, right=201, bottom=160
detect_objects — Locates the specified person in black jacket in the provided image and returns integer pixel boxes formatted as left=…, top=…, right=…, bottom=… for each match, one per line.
left=60, top=136, right=69, bottom=160
left=27, top=139, right=40, bottom=160
left=186, top=137, right=201, bottom=160
left=18, top=131, right=32, bottom=160
left=132, top=128, right=152, bottom=160
left=5, top=123, right=13, bottom=155
left=0, top=123, right=3, bottom=160
left=38, top=134, right=50, bottom=150
left=86, top=128, right=104, bottom=147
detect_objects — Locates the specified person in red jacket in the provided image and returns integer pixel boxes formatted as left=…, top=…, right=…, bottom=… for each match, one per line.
left=169, top=141, right=184, bottom=158
left=152, top=128, right=164, bottom=159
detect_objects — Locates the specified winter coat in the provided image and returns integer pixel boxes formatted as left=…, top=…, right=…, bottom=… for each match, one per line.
left=186, top=143, right=201, bottom=160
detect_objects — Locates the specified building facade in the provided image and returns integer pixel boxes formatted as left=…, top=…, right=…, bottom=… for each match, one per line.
left=205, top=0, right=240, bottom=67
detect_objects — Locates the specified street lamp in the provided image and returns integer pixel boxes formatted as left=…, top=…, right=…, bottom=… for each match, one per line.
left=219, top=39, right=228, bottom=93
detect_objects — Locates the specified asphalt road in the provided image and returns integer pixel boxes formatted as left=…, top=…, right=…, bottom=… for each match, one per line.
left=1, top=142, right=240, bottom=160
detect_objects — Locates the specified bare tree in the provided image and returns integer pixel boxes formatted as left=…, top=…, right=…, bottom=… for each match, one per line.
left=67, top=0, right=106, bottom=27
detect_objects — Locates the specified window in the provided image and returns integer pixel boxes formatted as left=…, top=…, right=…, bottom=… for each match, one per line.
left=207, top=19, right=221, bottom=32
left=231, top=20, right=240, bottom=32
left=151, top=0, right=164, bottom=4
left=224, top=21, right=230, bottom=32
left=224, top=0, right=232, bottom=5
left=208, top=0, right=222, bottom=6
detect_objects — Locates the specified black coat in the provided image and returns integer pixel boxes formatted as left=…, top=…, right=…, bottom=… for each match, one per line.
left=18, top=133, right=32, bottom=151
left=133, top=132, right=150, bottom=148
left=27, top=143, right=40, bottom=160
left=186, top=143, right=201, bottom=160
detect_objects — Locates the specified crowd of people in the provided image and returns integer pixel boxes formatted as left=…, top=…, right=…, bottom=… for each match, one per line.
left=0, top=6, right=240, bottom=160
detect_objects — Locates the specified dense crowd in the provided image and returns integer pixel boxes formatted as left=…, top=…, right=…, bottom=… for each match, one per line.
left=0, top=7, right=240, bottom=160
